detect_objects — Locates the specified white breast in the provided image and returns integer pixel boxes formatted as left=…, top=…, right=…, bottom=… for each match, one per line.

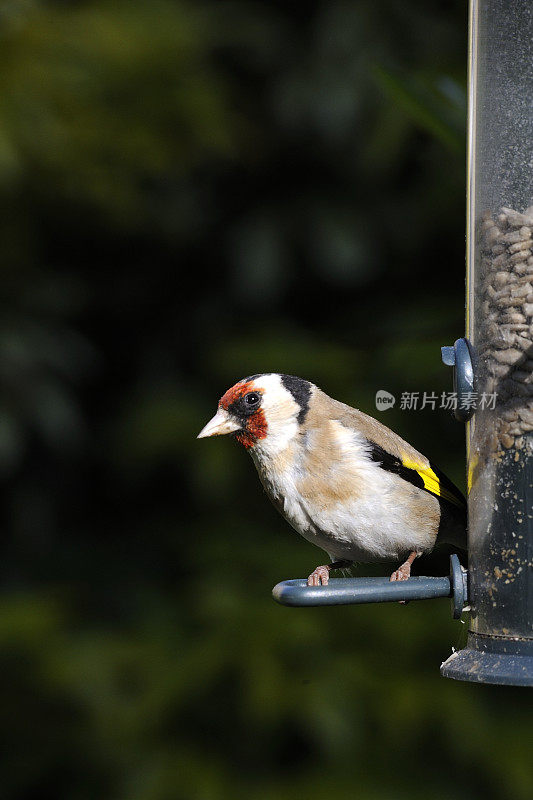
left=251, top=420, right=436, bottom=563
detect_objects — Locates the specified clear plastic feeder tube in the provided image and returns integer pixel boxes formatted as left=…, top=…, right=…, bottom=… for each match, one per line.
left=443, top=0, right=533, bottom=685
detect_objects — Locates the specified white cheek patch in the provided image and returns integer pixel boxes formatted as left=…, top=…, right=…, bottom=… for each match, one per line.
left=249, top=374, right=301, bottom=456
left=251, top=374, right=289, bottom=403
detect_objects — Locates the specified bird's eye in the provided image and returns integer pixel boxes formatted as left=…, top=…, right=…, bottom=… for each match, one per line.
left=244, top=392, right=260, bottom=407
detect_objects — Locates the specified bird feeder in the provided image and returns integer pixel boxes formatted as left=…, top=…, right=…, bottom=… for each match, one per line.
left=274, top=0, right=533, bottom=686
left=440, top=0, right=533, bottom=686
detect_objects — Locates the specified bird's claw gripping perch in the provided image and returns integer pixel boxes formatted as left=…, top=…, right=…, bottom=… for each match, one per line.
left=307, top=565, right=330, bottom=586
left=307, top=559, right=353, bottom=586
left=389, top=550, right=419, bottom=603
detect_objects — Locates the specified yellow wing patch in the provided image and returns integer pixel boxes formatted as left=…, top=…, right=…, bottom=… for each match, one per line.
left=467, top=453, right=478, bottom=494
left=401, top=454, right=465, bottom=509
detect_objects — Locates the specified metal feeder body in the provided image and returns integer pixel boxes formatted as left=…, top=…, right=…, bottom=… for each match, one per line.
left=440, top=0, right=533, bottom=686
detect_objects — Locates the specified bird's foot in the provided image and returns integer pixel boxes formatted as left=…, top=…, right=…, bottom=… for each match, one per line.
left=307, top=559, right=353, bottom=586
left=390, top=551, right=418, bottom=603
left=307, top=565, right=330, bottom=586
left=390, top=550, right=418, bottom=583
left=389, top=562, right=412, bottom=582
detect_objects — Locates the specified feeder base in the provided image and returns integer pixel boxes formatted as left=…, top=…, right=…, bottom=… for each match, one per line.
left=441, top=632, right=533, bottom=686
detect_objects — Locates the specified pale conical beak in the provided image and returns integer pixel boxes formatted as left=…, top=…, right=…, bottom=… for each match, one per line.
left=197, top=408, right=241, bottom=438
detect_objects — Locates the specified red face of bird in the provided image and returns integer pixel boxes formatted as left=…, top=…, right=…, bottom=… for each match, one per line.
left=197, top=373, right=312, bottom=451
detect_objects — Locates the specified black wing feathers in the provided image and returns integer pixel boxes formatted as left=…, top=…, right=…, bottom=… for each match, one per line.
left=368, top=442, right=466, bottom=509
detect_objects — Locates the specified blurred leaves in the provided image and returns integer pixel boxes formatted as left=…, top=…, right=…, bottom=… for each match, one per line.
left=0, top=0, right=241, bottom=219
left=374, top=65, right=466, bottom=153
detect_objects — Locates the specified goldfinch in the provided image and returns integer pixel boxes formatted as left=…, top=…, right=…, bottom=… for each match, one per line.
left=198, top=374, right=466, bottom=586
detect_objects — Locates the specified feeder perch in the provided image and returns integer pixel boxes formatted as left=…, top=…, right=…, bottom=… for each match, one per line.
left=273, top=554, right=468, bottom=620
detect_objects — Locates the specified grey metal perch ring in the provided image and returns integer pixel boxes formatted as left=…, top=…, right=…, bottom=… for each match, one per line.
left=273, top=554, right=468, bottom=619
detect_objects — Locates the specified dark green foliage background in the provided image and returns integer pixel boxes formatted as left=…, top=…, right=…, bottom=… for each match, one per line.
left=0, top=2, right=531, bottom=798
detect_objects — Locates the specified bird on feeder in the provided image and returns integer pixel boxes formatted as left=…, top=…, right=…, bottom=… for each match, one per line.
left=198, top=374, right=467, bottom=586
